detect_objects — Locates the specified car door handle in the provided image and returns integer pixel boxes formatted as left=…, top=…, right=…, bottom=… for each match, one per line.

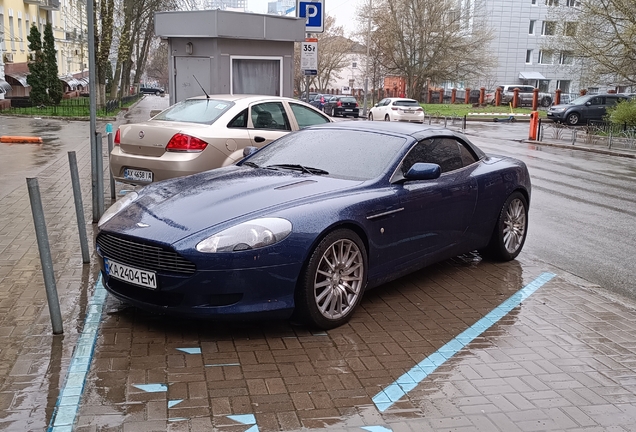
left=254, top=136, right=266, bottom=143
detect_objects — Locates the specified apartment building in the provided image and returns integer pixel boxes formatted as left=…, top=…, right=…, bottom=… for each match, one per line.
left=205, top=0, right=246, bottom=11
left=0, top=0, right=87, bottom=99
left=483, top=0, right=582, bottom=94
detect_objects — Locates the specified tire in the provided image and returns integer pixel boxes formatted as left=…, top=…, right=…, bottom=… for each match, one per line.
left=566, top=112, right=580, bottom=126
left=540, top=96, right=552, bottom=107
left=481, top=192, right=528, bottom=261
left=384, top=114, right=390, bottom=121
left=295, top=229, right=367, bottom=329
left=154, top=91, right=160, bottom=96
left=369, top=113, right=374, bottom=121
left=331, top=107, right=336, bottom=117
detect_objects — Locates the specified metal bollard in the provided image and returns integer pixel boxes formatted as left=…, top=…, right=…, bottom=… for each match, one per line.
left=96, top=132, right=104, bottom=219
left=571, top=130, right=577, bottom=146
left=106, top=124, right=116, bottom=200
left=26, top=178, right=63, bottom=334
left=68, top=152, right=90, bottom=264
left=463, top=115, right=467, bottom=131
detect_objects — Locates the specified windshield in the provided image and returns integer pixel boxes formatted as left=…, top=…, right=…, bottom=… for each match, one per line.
left=153, top=99, right=234, bottom=124
left=393, top=100, right=420, bottom=107
left=569, top=96, right=591, bottom=105
left=243, top=129, right=407, bottom=181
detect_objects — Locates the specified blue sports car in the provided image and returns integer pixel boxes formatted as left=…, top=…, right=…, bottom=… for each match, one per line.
left=96, top=122, right=530, bottom=329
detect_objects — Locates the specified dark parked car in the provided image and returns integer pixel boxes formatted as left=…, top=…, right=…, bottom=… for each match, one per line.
left=309, top=93, right=328, bottom=111
left=323, top=95, right=360, bottom=118
left=96, top=122, right=530, bottom=329
left=547, top=94, right=629, bottom=125
left=140, top=86, right=165, bottom=95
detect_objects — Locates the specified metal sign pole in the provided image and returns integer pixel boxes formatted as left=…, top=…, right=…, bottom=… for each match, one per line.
left=87, top=0, right=100, bottom=223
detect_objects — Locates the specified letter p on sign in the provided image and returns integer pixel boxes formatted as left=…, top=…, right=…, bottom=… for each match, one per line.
left=297, top=0, right=324, bottom=33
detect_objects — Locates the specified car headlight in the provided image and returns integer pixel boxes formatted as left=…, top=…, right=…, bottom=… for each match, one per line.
left=550, top=107, right=566, bottom=113
left=196, top=218, right=292, bottom=253
left=97, top=192, right=139, bottom=229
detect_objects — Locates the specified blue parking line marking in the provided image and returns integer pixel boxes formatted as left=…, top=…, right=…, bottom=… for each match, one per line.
left=168, top=399, right=184, bottom=408
left=362, top=426, right=393, bottom=432
left=177, top=347, right=201, bottom=354
left=372, top=272, right=556, bottom=412
left=48, top=276, right=108, bottom=432
left=206, top=363, right=240, bottom=367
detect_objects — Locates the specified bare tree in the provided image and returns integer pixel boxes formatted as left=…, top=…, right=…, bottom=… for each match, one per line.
left=369, top=0, right=494, bottom=99
left=543, top=0, right=636, bottom=88
left=314, top=16, right=355, bottom=91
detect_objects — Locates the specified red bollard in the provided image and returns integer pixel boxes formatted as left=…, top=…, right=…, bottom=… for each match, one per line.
left=529, top=111, right=539, bottom=140
left=438, top=88, right=444, bottom=104
left=512, top=88, right=520, bottom=109
left=451, top=88, right=457, bottom=104
left=495, top=87, right=502, bottom=106
left=479, top=87, right=485, bottom=105
left=465, top=88, right=471, bottom=104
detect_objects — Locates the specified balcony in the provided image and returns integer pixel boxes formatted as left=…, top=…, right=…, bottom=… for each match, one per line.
left=23, top=0, right=44, bottom=4
left=41, top=0, right=61, bottom=10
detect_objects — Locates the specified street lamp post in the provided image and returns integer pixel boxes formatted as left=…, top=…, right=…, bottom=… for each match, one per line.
left=362, top=0, right=372, bottom=118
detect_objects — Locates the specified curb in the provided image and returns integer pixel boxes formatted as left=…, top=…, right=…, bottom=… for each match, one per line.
left=524, top=140, right=636, bottom=159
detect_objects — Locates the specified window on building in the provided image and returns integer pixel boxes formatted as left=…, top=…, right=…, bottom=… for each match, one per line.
left=560, top=52, right=574, bottom=65
left=542, top=21, right=556, bottom=36
left=532, top=0, right=537, bottom=4
left=545, top=0, right=559, bottom=5
left=8, top=16, right=15, bottom=51
left=529, top=20, right=536, bottom=34
left=18, top=18, right=23, bottom=51
left=564, top=22, right=577, bottom=36
left=0, top=14, right=4, bottom=52
left=538, top=50, right=554, bottom=64
left=557, top=80, right=571, bottom=93
left=588, top=87, right=599, bottom=94
left=539, top=80, right=550, bottom=93
left=526, top=49, right=533, bottom=64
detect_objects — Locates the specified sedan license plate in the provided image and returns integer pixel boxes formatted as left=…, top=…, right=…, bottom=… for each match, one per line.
left=105, top=258, right=157, bottom=289
left=345, top=109, right=353, bottom=112
left=124, top=168, right=153, bottom=182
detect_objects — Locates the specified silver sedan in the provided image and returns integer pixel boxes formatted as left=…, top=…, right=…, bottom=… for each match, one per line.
left=110, top=94, right=332, bottom=185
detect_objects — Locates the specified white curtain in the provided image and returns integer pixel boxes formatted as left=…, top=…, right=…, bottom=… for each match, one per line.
left=233, top=59, right=280, bottom=96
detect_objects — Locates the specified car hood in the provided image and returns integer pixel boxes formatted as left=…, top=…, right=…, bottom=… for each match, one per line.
left=102, top=165, right=364, bottom=245
left=549, top=103, right=575, bottom=110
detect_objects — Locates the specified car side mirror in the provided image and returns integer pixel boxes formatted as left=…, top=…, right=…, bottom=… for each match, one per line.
left=404, top=163, right=441, bottom=181
left=374, top=104, right=379, bottom=107
left=585, top=101, right=592, bottom=106
left=243, top=146, right=258, bottom=157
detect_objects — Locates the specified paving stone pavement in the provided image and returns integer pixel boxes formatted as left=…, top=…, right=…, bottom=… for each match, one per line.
left=1, top=97, right=636, bottom=431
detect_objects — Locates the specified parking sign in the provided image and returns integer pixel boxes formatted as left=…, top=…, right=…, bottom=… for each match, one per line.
left=297, top=0, right=324, bottom=33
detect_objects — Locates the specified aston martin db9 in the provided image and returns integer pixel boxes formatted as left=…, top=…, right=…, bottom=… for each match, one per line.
left=96, top=122, right=530, bottom=329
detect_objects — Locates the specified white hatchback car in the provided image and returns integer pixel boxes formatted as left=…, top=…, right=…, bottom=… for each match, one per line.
left=110, top=94, right=332, bottom=185
left=368, top=98, right=424, bottom=123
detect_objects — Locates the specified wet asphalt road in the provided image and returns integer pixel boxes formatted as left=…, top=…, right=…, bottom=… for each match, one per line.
left=0, top=110, right=634, bottom=300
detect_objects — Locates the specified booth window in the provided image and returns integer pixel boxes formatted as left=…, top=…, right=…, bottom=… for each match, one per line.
left=231, top=57, right=282, bottom=96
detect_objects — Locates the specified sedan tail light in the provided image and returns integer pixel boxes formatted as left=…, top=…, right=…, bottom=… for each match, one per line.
left=391, top=107, right=398, bottom=110
left=166, top=133, right=208, bottom=152
left=416, top=107, right=423, bottom=111
left=114, top=129, right=121, bottom=146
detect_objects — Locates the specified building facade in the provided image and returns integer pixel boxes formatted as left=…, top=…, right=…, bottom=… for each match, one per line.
left=1, top=0, right=88, bottom=100
left=205, top=0, right=246, bottom=11
left=482, top=0, right=582, bottom=95
left=267, top=0, right=295, bottom=15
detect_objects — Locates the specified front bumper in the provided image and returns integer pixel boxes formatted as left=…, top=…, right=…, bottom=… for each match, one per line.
left=97, top=244, right=300, bottom=320
left=546, top=111, right=566, bottom=121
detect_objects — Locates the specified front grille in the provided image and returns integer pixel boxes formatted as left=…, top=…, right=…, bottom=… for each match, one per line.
left=97, top=233, right=196, bottom=274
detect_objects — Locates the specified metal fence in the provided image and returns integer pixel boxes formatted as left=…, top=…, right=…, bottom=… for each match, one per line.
left=1, top=93, right=142, bottom=117
left=538, top=119, right=636, bottom=151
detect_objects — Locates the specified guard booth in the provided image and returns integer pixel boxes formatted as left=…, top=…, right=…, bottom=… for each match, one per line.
left=155, top=10, right=306, bottom=105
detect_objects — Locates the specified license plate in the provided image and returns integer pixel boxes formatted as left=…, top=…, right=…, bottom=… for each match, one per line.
left=345, top=109, right=353, bottom=112
left=124, top=168, right=153, bottom=182
left=105, top=258, right=157, bottom=289
left=404, top=110, right=413, bottom=113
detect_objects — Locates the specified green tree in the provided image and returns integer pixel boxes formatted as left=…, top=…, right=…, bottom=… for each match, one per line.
left=27, top=25, right=48, bottom=106
left=43, top=23, right=63, bottom=105
left=606, top=99, right=636, bottom=127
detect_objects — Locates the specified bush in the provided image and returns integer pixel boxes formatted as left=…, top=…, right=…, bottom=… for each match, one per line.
left=606, top=98, right=636, bottom=127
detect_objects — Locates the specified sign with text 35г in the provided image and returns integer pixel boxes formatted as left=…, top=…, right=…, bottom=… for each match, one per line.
left=301, top=38, right=318, bottom=74
left=297, top=0, right=324, bottom=33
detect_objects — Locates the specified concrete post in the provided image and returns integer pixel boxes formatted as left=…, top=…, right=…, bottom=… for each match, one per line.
left=465, top=88, right=471, bottom=104
left=479, top=87, right=485, bottom=105
left=555, top=89, right=562, bottom=105
left=532, top=88, right=539, bottom=111
left=513, top=88, right=520, bottom=109
left=451, top=89, right=456, bottom=104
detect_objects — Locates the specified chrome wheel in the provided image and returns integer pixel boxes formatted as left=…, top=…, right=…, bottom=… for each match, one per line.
left=313, top=239, right=364, bottom=320
left=503, top=198, right=526, bottom=254
left=480, top=191, right=528, bottom=261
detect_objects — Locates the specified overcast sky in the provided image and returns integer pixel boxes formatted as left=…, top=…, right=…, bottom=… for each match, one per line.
left=247, top=0, right=363, bottom=36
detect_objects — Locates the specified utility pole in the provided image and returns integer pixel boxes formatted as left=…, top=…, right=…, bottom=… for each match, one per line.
left=362, top=0, right=372, bottom=118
